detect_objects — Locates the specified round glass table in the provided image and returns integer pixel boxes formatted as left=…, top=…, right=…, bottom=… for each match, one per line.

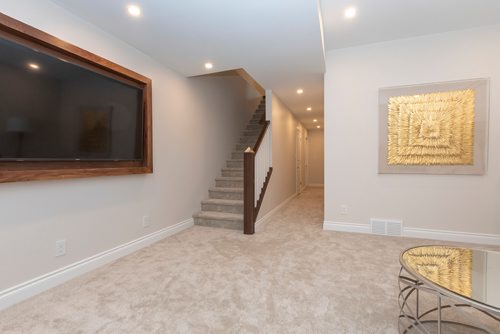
left=398, top=245, right=500, bottom=333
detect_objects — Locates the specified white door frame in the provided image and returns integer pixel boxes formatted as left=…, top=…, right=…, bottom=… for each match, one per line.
left=296, top=127, right=303, bottom=193
left=304, top=132, right=309, bottom=188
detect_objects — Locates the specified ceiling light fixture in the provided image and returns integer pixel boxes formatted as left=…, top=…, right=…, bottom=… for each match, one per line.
left=297, top=89, right=304, bottom=94
left=204, top=62, right=213, bottom=70
left=344, top=7, right=357, bottom=19
left=127, top=4, right=142, bottom=17
left=28, top=63, right=40, bottom=70
left=317, top=125, right=321, bottom=129
left=313, top=119, right=317, bottom=123
left=307, top=107, right=312, bottom=111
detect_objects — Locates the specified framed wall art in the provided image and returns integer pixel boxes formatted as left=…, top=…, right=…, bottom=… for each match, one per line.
left=378, top=79, right=489, bottom=175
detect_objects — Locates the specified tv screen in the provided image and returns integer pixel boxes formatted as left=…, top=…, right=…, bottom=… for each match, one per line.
left=0, top=37, right=144, bottom=161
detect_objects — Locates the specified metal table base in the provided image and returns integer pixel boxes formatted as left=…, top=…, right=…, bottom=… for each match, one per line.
left=398, top=267, right=500, bottom=334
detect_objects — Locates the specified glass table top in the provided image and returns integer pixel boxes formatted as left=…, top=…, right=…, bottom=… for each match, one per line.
left=401, top=245, right=500, bottom=312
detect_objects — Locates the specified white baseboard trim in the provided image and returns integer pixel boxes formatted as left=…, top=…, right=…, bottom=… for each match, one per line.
left=0, top=218, right=194, bottom=311
left=255, top=192, right=298, bottom=232
left=323, top=221, right=370, bottom=234
left=404, top=228, right=500, bottom=246
left=323, top=221, right=500, bottom=246
left=307, top=184, right=324, bottom=188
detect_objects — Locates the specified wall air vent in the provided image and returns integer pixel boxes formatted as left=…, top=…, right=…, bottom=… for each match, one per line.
left=386, top=220, right=403, bottom=236
left=370, top=219, right=403, bottom=236
left=371, top=219, right=386, bottom=235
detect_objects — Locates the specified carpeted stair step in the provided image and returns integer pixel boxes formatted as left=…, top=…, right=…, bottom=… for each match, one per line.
left=231, top=151, right=243, bottom=159
left=244, top=130, right=260, bottom=137
left=242, top=137, right=258, bottom=144
left=222, top=168, right=243, bottom=177
left=215, top=176, right=243, bottom=188
left=193, top=211, right=243, bottom=230
left=227, top=159, right=243, bottom=168
left=242, top=132, right=259, bottom=138
left=201, top=199, right=243, bottom=214
left=248, top=119, right=262, bottom=125
left=240, top=136, right=258, bottom=144
left=209, top=187, right=243, bottom=200
left=246, top=124, right=262, bottom=131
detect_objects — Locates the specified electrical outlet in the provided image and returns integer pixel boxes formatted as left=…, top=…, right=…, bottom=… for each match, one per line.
left=55, top=239, right=66, bottom=257
left=340, top=204, right=348, bottom=215
left=142, top=215, right=151, bottom=228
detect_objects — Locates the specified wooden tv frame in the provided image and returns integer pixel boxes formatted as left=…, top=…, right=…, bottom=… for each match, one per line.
left=0, top=13, right=153, bottom=183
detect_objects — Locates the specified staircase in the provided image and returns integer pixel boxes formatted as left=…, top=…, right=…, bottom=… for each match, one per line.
left=193, top=97, right=266, bottom=230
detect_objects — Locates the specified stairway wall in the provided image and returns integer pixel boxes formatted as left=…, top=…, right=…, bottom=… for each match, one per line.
left=0, top=0, right=262, bottom=292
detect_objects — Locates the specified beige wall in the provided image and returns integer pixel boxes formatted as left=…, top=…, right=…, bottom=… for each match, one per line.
left=258, top=92, right=305, bottom=218
left=324, top=25, right=500, bottom=235
left=0, top=0, right=261, bottom=291
left=307, top=129, right=324, bottom=186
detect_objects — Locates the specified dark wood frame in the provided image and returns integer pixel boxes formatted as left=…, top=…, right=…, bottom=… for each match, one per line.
left=0, top=12, right=153, bottom=183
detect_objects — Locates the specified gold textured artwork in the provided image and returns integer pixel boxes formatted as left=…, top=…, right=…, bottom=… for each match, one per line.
left=387, top=90, right=475, bottom=165
left=403, top=246, right=472, bottom=297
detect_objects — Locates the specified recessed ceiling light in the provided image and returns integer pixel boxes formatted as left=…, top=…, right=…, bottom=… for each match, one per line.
left=313, top=119, right=317, bottom=122
left=205, top=62, right=213, bottom=70
left=317, top=125, right=321, bottom=129
left=344, top=7, right=357, bottom=19
left=297, top=89, right=303, bottom=94
left=307, top=107, right=312, bottom=111
left=28, top=63, right=40, bottom=70
left=127, top=4, right=141, bottom=17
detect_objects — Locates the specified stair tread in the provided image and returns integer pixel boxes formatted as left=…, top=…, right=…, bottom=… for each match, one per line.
left=215, top=177, right=243, bottom=181
left=201, top=199, right=243, bottom=205
left=209, top=187, right=243, bottom=192
left=193, top=211, right=243, bottom=221
left=222, top=167, right=243, bottom=171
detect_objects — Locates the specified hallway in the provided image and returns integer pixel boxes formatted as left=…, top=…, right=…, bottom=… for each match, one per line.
left=1, top=188, right=497, bottom=333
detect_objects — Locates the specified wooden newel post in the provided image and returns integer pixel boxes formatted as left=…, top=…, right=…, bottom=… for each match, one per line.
left=243, top=147, right=255, bottom=235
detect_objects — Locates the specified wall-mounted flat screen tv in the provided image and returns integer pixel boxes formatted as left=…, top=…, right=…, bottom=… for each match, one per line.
left=0, top=36, right=144, bottom=161
left=0, top=13, right=152, bottom=183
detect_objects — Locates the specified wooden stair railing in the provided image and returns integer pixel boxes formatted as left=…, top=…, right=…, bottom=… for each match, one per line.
left=243, top=113, right=273, bottom=235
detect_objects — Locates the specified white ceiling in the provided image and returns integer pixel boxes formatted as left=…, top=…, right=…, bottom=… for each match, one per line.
left=51, top=0, right=500, bottom=130
left=321, top=0, right=500, bottom=51
left=52, top=0, right=325, bottom=129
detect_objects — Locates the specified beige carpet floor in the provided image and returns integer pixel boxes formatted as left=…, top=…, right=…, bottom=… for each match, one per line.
left=0, top=188, right=498, bottom=333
